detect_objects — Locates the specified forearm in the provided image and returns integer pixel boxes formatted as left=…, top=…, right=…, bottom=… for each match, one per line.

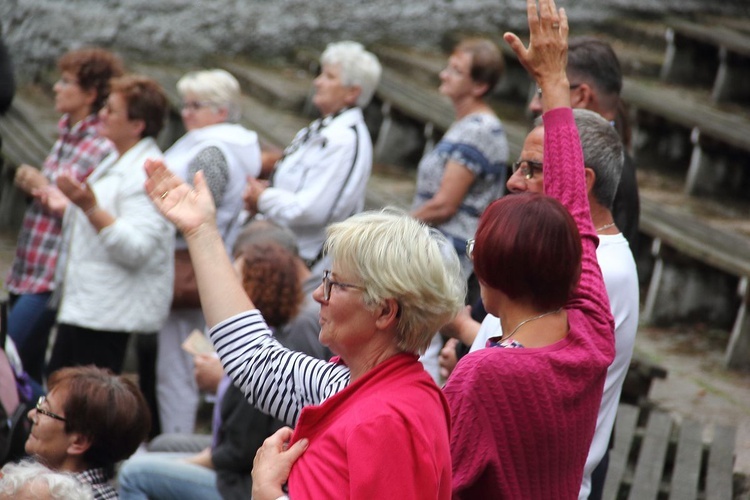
left=186, top=222, right=253, bottom=328
left=411, top=197, right=458, bottom=226
left=83, top=206, right=116, bottom=232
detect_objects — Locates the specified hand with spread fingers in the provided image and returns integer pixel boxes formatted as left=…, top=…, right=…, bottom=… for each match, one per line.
left=503, top=0, right=571, bottom=112
left=144, top=158, right=217, bottom=238
left=252, top=427, right=309, bottom=500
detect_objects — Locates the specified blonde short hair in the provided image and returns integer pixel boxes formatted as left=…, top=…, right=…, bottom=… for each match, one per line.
left=325, top=209, right=465, bottom=353
left=321, top=41, right=382, bottom=108
left=177, top=69, right=241, bottom=122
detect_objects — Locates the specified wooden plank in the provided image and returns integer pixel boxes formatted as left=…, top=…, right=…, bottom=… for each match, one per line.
left=667, top=17, right=750, bottom=59
left=639, top=197, right=750, bottom=279
left=668, top=419, right=703, bottom=500
left=628, top=410, right=673, bottom=500
left=622, top=77, right=750, bottom=153
left=706, top=425, right=737, bottom=500
left=603, top=403, right=640, bottom=499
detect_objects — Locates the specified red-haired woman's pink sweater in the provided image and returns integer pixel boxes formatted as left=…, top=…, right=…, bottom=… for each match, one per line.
left=444, top=107, right=615, bottom=499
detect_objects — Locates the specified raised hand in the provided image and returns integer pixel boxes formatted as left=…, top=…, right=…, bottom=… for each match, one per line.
left=503, top=0, right=570, bottom=111
left=144, top=158, right=217, bottom=238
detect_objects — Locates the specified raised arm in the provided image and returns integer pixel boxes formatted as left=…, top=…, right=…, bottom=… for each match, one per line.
left=144, top=158, right=251, bottom=327
left=144, top=159, right=352, bottom=425
left=505, top=0, right=611, bottom=328
left=504, top=0, right=570, bottom=113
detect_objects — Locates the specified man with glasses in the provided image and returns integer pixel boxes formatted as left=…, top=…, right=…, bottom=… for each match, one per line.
left=528, top=37, right=640, bottom=258
left=23, top=366, right=150, bottom=500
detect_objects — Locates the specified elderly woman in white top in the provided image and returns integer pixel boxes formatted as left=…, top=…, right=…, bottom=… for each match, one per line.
left=243, top=41, right=381, bottom=274
left=159, top=69, right=262, bottom=435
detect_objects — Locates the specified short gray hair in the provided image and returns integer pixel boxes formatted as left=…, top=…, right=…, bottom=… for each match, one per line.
left=0, top=460, right=94, bottom=500
left=534, top=109, right=624, bottom=209
left=177, top=69, right=241, bottom=122
left=325, top=209, right=465, bottom=353
left=321, top=41, right=382, bottom=108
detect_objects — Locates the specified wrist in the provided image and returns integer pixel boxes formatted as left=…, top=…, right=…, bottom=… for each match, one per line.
left=84, top=205, right=100, bottom=217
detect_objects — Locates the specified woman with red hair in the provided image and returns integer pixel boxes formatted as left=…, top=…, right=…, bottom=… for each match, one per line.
left=443, top=0, right=615, bottom=498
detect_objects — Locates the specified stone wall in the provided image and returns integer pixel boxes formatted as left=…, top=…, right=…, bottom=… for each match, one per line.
left=3, top=0, right=750, bottom=80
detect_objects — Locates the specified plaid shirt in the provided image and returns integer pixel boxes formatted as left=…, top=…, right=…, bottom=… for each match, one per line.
left=75, top=467, right=119, bottom=500
left=6, top=113, right=113, bottom=294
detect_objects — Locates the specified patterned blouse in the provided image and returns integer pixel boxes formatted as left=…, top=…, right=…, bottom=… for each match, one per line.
left=411, top=113, right=508, bottom=258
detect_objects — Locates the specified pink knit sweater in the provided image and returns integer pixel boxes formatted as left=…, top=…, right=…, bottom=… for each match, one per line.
left=443, top=107, right=615, bottom=499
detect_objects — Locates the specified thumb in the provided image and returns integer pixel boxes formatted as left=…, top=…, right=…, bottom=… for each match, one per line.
left=193, top=170, right=214, bottom=201
left=503, top=32, right=527, bottom=59
left=285, top=438, right=309, bottom=461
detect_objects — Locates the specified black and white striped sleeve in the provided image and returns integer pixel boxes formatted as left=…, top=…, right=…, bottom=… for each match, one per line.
left=209, top=309, right=351, bottom=426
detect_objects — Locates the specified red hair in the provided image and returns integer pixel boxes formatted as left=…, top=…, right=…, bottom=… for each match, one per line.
left=473, top=193, right=582, bottom=310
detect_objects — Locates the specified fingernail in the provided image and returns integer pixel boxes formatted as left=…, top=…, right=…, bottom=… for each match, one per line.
left=300, top=438, right=309, bottom=448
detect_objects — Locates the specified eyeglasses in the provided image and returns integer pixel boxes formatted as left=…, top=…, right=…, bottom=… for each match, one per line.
left=466, top=238, right=475, bottom=261
left=535, top=83, right=582, bottom=99
left=322, top=270, right=366, bottom=301
left=36, top=396, right=66, bottom=422
left=512, top=159, right=544, bottom=180
left=181, top=100, right=215, bottom=112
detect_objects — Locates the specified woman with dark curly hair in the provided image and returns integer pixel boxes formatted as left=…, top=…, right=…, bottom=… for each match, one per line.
left=238, top=243, right=302, bottom=329
left=6, top=48, right=123, bottom=383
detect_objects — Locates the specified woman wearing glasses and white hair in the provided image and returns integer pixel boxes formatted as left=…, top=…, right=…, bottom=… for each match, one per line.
left=243, top=41, right=381, bottom=275
left=23, top=366, right=151, bottom=499
left=158, top=68, right=262, bottom=436
left=144, top=158, right=464, bottom=498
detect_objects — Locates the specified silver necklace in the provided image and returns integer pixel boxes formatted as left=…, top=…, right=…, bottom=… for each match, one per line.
left=596, top=222, right=616, bottom=233
left=501, top=308, right=562, bottom=343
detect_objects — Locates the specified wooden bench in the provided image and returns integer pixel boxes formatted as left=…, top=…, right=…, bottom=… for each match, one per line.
left=373, top=66, right=528, bottom=168
left=660, top=17, right=750, bottom=104
left=622, top=76, right=750, bottom=200
left=603, top=403, right=738, bottom=500
left=132, top=61, right=309, bottom=151
left=639, top=196, right=750, bottom=370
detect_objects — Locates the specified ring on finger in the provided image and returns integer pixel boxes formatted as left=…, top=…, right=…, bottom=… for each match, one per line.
left=552, top=23, right=560, bottom=29
left=160, top=190, right=169, bottom=199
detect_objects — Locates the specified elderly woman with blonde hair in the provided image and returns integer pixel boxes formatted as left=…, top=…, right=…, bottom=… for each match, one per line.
left=157, top=68, right=262, bottom=436
left=144, top=156, right=464, bottom=498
